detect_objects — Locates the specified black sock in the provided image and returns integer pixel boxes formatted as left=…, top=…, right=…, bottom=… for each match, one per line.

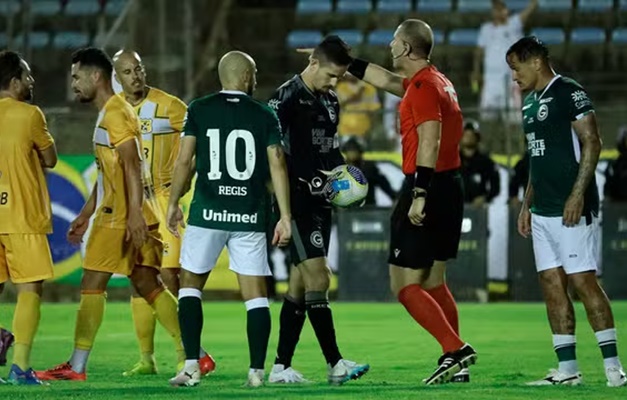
left=274, top=295, right=306, bottom=368
left=247, top=301, right=271, bottom=370
left=305, top=291, right=342, bottom=367
left=178, top=295, right=203, bottom=360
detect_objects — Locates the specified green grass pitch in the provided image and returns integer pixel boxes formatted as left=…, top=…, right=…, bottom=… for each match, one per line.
left=0, top=301, right=626, bottom=399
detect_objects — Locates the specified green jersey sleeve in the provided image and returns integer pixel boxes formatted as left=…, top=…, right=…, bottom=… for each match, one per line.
left=563, top=80, right=594, bottom=121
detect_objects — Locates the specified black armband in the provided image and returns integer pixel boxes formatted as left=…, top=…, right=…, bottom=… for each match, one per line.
left=347, top=58, right=369, bottom=80
left=414, top=166, right=434, bottom=190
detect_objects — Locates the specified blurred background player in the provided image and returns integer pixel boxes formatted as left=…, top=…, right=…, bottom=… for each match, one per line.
left=342, top=137, right=396, bottom=206
left=508, top=36, right=626, bottom=387
left=267, top=36, right=370, bottom=385
left=0, top=50, right=57, bottom=385
left=346, top=19, right=477, bottom=384
left=112, top=49, right=215, bottom=377
left=459, top=120, right=500, bottom=207
left=36, top=48, right=184, bottom=381
left=166, top=51, right=291, bottom=387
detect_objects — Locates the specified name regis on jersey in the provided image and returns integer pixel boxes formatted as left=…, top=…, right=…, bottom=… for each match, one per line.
left=218, top=185, right=248, bottom=196
left=203, top=209, right=258, bottom=224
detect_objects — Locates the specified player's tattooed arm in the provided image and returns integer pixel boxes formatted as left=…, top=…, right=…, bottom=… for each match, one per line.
left=362, top=63, right=405, bottom=98
left=570, top=112, right=602, bottom=199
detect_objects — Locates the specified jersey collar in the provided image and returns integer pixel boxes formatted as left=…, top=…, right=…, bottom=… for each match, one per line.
left=220, top=90, right=248, bottom=96
left=534, top=74, right=561, bottom=101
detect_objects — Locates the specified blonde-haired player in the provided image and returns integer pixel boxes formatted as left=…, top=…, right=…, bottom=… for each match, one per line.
left=0, top=51, right=57, bottom=385
left=36, top=47, right=183, bottom=381
left=112, top=49, right=215, bottom=376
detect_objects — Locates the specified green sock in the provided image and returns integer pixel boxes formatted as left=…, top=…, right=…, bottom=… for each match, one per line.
left=246, top=298, right=271, bottom=370
left=178, top=290, right=203, bottom=361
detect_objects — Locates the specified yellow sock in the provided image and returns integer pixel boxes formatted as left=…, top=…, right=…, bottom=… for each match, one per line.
left=74, top=292, right=106, bottom=351
left=12, top=291, right=41, bottom=370
left=131, top=296, right=156, bottom=359
left=148, top=289, right=185, bottom=362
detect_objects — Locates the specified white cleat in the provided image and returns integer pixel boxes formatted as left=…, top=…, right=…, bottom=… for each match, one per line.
left=168, top=362, right=201, bottom=387
left=526, top=369, right=582, bottom=386
left=268, top=364, right=309, bottom=384
left=244, top=369, right=264, bottom=388
left=327, top=359, right=370, bottom=386
left=606, top=366, right=627, bottom=387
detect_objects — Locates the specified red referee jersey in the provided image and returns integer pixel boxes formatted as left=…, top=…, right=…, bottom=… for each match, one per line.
left=399, top=65, right=463, bottom=174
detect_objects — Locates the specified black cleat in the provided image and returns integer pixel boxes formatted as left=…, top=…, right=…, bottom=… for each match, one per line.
left=424, top=344, right=477, bottom=385
left=451, top=369, right=470, bottom=383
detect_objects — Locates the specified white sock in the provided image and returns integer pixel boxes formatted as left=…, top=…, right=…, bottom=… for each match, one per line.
left=184, top=359, right=199, bottom=370
left=69, top=349, right=91, bottom=373
left=249, top=368, right=263, bottom=375
left=553, top=334, right=579, bottom=375
left=595, top=328, right=622, bottom=370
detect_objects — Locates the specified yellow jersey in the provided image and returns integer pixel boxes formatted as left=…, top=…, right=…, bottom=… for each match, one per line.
left=0, top=98, right=54, bottom=234
left=123, top=87, right=187, bottom=194
left=335, top=80, right=381, bottom=137
left=92, top=95, right=158, bottom=229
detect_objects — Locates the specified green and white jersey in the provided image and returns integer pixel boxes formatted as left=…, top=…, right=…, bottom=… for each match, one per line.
left=521, top=75, right=599, bottom=217
left=184, top=90, right=282, bottom=232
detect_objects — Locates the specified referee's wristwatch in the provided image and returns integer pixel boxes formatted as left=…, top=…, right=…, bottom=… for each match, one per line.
left=412, top=188, right=427, bottom=199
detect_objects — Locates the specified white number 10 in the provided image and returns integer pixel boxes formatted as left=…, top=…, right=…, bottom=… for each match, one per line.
left=206, top=129, right=256, bottom=181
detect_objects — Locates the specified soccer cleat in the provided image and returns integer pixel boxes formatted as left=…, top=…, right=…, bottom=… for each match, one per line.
left=451, top=368, right=470, bottom=383
left=35, top=362, right=87, bottom=381
left=0, top=377, right=5, bottom=384
left=199, top=353, right=216, bottom=375
left=268, top=364, right=309, bottom=384
left=526, top=369, right=582, bottom=386
left=169, top=362, right=201, bottom=387
left=244, top=369, right=264, bottom=388
left=327, top=359, right=370, bottom=385
left=7, top=364, right=48, bottom=386
left=122, top=360, right=158, bottom=377
left=424, top=343, right=477, bottom=385
left=0, top=328, right=15, bottom=366
left=606, top=366, right=627, bottom=387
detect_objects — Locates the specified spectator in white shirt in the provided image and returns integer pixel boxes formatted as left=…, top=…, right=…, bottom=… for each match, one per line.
left=472, top=0, right=537, bottom=124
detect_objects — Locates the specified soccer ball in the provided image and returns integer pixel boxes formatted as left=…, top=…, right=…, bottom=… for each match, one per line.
left=328, top=164, right=368, bottom=208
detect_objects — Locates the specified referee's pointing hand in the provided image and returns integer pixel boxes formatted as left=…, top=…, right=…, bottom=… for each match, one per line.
left=408, top=197, right=426, bottom=226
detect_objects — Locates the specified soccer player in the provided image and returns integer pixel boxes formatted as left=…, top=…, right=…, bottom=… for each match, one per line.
left=267, top=36, right=369, bottom=385
left=507, top=37, right=626, bottom=387
left=339, top=20, right=477, bottom=384
left=166, top=50, right=291, bottom=387
left=0, top=50, right=57, bottom=385
left=36, top=48, right=184, bottom=381
left=112, top=49, right=215, bottom=377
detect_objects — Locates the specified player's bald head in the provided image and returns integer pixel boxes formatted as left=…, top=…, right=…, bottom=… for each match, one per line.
left=396, top=19, right=434, bottom=59
left=112, top=49, right=142, bottom=70
left=218, top=51, right=257, bottom=93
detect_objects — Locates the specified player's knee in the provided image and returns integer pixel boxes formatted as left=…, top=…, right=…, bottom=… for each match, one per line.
left=303, top=271, right=330, bottom=292
left=81, top=269, right=112, bottom=291
left=569, top=272, right=601, bottom=300
left=160, top=269, right=180, bottom=294
left=130, top=267, right=162, bottom=299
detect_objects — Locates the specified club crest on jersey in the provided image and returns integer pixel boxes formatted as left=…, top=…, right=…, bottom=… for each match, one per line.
left=140, top=119, right=153, bottom=134
left=327, top=106, right=337, bottom=123
left=537, top=104, right=549, bottom=121
left=310, top=231, right=324, bottom=249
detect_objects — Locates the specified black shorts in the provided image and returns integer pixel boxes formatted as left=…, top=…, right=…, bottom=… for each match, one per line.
left=388, top=170, right=464, bottom=269
left=290, top=192, right=332, bottom=266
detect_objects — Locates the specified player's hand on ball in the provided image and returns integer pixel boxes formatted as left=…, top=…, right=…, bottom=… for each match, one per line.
left=126, top=211, right=148, bottom=248
left=67, top=213, right=90, bottom=245
left=272, top=217, right=291, bottom=247
left=517, top=206, right=532, bottom=238
left=563, top=193, right=583, bottom=227
left=408, top=198, right=426, bottom=226
left=166, top=204, right=185, bottom=238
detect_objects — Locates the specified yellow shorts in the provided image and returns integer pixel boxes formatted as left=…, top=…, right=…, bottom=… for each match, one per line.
left=83, top=225, right=162, bottom=276
left=155, top=192, right=182, bottom=269
left=0, top=234, right=54, bottom=284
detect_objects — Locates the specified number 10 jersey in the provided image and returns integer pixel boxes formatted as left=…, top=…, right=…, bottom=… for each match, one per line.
left=183, top=90, right=282, bottom=232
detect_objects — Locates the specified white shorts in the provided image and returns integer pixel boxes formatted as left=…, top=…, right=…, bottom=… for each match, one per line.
left=180, top=225, right=271, bottom=276
left=480, top=80, right=521, bottom=123
left=531, top=214, right=599, bottom=275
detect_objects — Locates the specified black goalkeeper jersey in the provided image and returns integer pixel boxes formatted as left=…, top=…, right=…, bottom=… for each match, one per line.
left=268, top=75, right=344, bottom=205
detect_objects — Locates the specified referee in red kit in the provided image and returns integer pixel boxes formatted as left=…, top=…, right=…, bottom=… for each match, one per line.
left=344, top=19, right=478, bottom=384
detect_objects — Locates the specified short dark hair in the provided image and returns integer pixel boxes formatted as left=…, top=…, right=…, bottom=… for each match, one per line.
left=71, top=47, right=113, bottom=77
left=0, top=50, right=24, bottom=90
left=506, top=36, right=550, bottom=63
left=313, top=35, right=353, bottom=67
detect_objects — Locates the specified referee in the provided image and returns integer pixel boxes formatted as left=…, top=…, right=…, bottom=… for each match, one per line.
left=346, top=19, right=477, bottom=384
